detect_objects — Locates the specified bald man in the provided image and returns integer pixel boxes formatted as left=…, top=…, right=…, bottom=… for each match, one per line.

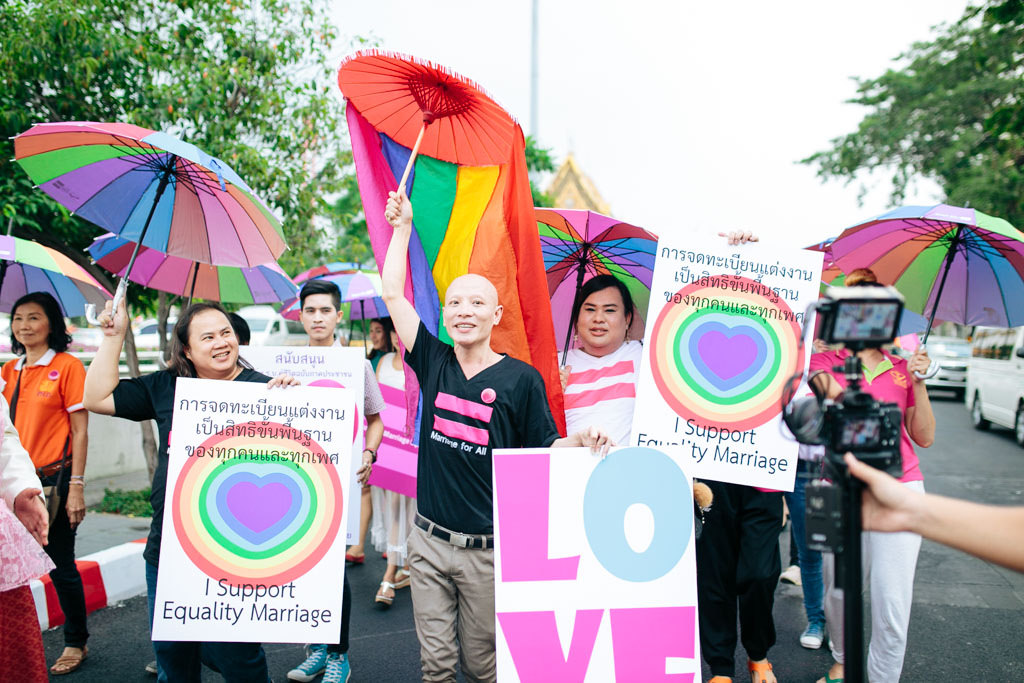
left=383, top=190, right=610, bottom=682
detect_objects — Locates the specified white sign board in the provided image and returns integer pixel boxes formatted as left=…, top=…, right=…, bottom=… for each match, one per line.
left=493, top=446, right=700, bottom=682
left=240, top=346, right=366, bottom=542
left=631, top=236, right=822, bottom=489
left=153, top=378, right=353, bottom=642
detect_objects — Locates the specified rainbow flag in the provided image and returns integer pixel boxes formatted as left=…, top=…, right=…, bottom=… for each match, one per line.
left=347, top=104, right=566, bottom=434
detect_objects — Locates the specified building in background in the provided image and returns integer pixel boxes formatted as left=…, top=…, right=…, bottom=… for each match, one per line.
left=546, top=153, right=612, bottom=215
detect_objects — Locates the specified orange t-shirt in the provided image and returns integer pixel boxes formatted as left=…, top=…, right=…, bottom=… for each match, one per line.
left=1, top=350, right=86, bottom=469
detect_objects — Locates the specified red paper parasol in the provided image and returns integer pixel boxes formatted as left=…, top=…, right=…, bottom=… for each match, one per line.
left=338, top=51, right=517, bottom=193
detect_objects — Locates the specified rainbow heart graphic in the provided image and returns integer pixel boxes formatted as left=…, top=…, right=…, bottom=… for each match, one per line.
left=172, top=421, right=343, bottom=584
left=651, top=275, right=802, bottom=430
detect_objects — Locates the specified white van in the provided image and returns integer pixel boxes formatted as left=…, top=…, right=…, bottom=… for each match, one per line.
left=966, top=326, right=1024, bottom=447
left=235, top=305, right=306, bottom=346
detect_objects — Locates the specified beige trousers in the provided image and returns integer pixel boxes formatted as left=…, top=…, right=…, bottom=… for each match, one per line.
left=408, top=525, right=496, bottom=683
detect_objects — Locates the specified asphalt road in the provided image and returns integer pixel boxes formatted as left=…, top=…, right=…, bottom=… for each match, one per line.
left=43, top=392, right=1024, bottom=681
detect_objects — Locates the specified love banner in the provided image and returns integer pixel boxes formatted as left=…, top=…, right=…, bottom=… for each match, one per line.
left=631, top=235, right=823, bottom=489
left=240, top=346, right=366, bottom=543
left=493, top=446, right=700, bottom=682
left=153, top=379, right=353, bottom=642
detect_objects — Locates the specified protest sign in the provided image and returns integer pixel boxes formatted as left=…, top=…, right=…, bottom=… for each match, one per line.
left=240, top=345, right=366, bottom=542
left=366, top=383, right=417, bottom=498
left=631, top=235, right=823, bottom=489
left=153, top=378, right=353, bottom=642
left=493, top=446, right=699, bottom=682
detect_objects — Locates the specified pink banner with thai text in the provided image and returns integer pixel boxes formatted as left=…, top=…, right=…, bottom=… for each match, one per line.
left=368, top=384, right=417, bottom=498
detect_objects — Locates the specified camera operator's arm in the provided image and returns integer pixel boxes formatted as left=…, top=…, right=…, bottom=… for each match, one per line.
left=903, top=348, right=936, bottom=448
left=846, top=453, right=1024, bottom=573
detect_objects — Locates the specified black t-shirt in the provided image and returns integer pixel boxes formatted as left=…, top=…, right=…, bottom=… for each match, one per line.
left=112, top=368, right=270, bottom=565
left=406, top=322, right=559, bottom=534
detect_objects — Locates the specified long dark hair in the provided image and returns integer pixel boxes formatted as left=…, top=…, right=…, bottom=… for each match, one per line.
left=10, top=292, right=72, bottom=355
left=569, top=274, right=635, bottom=335
left=368, top=317, right=395, bottom=357
left=167, top=303, right=252, bottom=377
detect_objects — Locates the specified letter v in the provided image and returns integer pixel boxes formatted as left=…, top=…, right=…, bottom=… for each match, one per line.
left=497, top=610, right=603, bottom=682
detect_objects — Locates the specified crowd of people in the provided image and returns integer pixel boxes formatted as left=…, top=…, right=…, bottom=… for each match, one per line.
left=1, top=188, right=1019, bottom=683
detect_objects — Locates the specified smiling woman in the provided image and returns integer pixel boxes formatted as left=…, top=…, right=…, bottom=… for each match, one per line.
left=561, top=275, right=642, bottom=445
left=82, top=297, right=288, bottom=682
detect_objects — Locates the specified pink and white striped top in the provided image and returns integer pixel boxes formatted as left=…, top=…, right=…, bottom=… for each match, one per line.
left=563, top=340, right=643, bottom=445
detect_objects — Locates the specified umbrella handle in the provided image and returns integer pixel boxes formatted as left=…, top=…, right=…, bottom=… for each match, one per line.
left=84, top=278, right=127, bottom=326
left=913, top=359, right=940, bottom=381
left=396, top=122, right=428, bottom=196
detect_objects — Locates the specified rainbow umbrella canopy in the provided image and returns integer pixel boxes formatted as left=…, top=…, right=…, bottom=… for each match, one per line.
left=536, top=208, right=658, bottom=358
left=340, top=51, right=565, bottom=431
left=0, top=235, right=111, bottom=316
left=829, top=204, right=1024, bottom=339
left=87, top=233, right=297, bottom=304
left=278, top=268, right=383, bottom=320
left=14, top=121, right=286, bottom=311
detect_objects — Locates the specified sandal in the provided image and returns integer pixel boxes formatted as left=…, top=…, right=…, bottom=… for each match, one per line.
left=51, top=646, right=88, bottom=675
left=709, top=677, right=733, bottom=683
left=345, top=552, right=365, bottom=564
left=374, top=581, right=395, bottom=610
left=748, top=659, right=776, bottom=683
left=816, top=673, right=843, bottom=683
left=392, top=568, right=411, bottom=590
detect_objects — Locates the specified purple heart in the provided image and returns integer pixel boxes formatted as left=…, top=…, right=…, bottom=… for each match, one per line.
left=225, top=481, right=292, bottom=533
left=697, top=330, right=759, bottom=380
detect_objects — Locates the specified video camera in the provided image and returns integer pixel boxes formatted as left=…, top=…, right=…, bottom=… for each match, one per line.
left=784, top=285, right=905, bottom=477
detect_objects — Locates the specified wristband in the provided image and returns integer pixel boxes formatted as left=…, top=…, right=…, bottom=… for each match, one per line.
left=363, top=448, right=377, bottom=463
left=69, top=480, right=85, bottom=488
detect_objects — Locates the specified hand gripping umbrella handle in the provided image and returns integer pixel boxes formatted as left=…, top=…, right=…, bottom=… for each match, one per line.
left=85, top=278, right=128, bottom=326
left=913, top=358, right=940, bottom=381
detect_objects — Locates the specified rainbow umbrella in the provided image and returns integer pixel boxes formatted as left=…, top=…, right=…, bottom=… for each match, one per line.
left=348, top=296, right=387, bottom=321
left=13, top=121, right=286, bottom=312
left=536, top=208, right=658, bottom=359
left=829, top=204, right=1024, bottom=340
left=0, top=235, right=111, bottom=316
left=278, top=270, right=382, bottom=320
left=87, top=233, right=297, bottom=304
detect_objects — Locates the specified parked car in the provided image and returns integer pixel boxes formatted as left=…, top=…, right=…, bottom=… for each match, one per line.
left=920, top=336, right=971, bottom=399
left=235, top=305, right=307, bottom=346
left=133, top=318, right=177, bottom=351
left=966, top=326, right=1024, bottom=447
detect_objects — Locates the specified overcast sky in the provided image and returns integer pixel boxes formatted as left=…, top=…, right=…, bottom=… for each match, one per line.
left=332, top=0, right=969, bottom=245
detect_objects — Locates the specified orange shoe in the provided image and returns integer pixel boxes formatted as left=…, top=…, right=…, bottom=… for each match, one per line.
left=709, top=677, right=733, bottom=683
left=748, top=659, right=776, bottom=683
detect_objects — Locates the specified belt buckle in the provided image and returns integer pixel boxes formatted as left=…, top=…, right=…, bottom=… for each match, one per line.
left=449, top=532, right=471, bottom=548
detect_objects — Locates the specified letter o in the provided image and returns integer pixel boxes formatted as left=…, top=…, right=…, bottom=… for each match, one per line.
left=583, top=447, right=693, bottom=582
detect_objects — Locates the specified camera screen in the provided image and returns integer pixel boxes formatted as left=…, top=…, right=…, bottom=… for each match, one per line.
left=840, top=417, right=881, bottom=447
left=832, top=302, right=900, bottom=342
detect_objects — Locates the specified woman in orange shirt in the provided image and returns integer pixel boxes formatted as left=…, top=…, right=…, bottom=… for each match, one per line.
left=1, top=292, right=90, bottom=675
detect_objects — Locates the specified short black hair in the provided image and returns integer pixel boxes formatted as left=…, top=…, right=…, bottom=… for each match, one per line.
left=299, top=279, right=341, bottom=312
left=228, top=312, right=251, bottom=345
left=569, top=274, right=635, bottom=334
left=10, top=292, right=72, bottom=355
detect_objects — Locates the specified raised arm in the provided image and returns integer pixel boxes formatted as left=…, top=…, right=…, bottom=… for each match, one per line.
left=382, top=189, right=421, bottom=351
left=84, top=297, right=128, bottom=416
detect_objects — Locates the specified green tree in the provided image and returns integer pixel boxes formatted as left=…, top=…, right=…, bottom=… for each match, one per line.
left=0, top=0, right=354, bottom=287
left=801, top=0, right=1024, bottom=228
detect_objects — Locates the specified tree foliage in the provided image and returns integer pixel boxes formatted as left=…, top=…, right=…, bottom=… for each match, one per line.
left=0, top=0, right=356, bottom=309
left=801, top=0, right=1024, bottom=227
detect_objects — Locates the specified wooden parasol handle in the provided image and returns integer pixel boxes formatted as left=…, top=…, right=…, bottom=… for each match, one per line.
left=397, top=122, right=428, bottom=196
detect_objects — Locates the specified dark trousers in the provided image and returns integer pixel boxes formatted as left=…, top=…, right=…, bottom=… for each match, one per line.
left=326, top=573, right=351, bottom=654
left=146, top=562, right=270, bottom=683
left=40, top=474, right=88, bottom=648
left=696, top=482, right=782, bottom=677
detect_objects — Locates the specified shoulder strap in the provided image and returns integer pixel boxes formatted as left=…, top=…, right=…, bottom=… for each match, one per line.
left=9, top=366, right=23, bottom=424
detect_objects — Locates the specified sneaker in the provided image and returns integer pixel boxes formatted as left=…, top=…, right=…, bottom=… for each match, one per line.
left=323, top=653, right=351, bottom=683
left=800, top=622, right=826, bottom=650
left=287, top=644, right=328, bottom=682
left=780, top=564, right=802, bottom=586
left=145, top=660, right=158, bottom=675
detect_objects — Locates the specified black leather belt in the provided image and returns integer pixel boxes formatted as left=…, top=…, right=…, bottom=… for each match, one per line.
left=415, top=514, right=492, bottom=549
